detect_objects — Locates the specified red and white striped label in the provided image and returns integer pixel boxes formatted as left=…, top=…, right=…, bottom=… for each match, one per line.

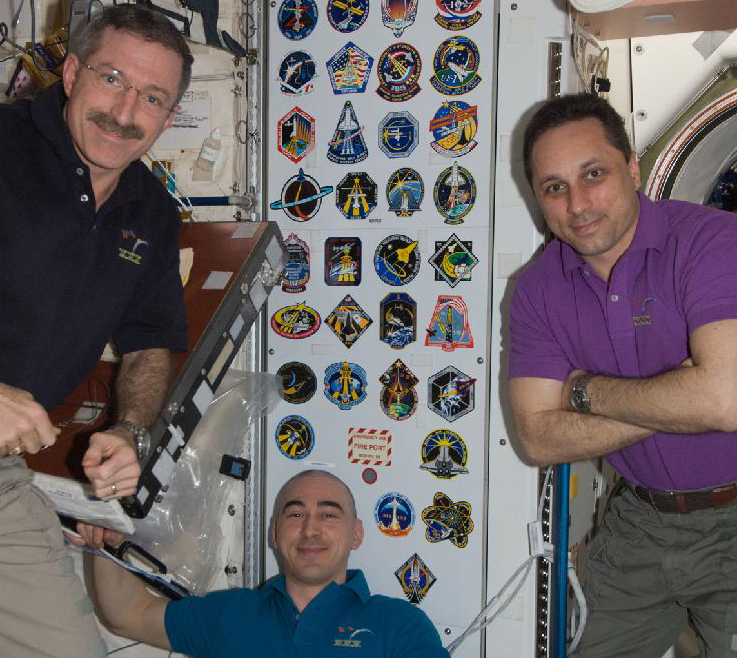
left=348, top=428, right=392, bottom=466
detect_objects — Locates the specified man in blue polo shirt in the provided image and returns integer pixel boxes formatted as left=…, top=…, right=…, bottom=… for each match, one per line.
left=75, top=469, right=450, bottom=657
left=0, top=6, right=191, bottom=657
left=509, top=93, right=737, bottom=657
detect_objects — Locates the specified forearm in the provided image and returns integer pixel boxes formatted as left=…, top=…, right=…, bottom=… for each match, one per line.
left=115, top=348, right=172, bottom=427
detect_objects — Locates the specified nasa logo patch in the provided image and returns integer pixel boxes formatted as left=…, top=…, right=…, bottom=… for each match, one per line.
left=428, top=366, right=475, bottom=422
left=281, top=233, right=310, bottom=293
left=422, top=492, right=474, bottom=548
left=324, top=362, right=368, bottom=410
left=328, top=101, right=368, bottom=164
left=434, top=162, right=477, bottom=224
left=277, top=0, right=319, bottom=41
left=276, top=361, right=317, bottom=404
left=375, top=492, right=415, bottom=538
left=430, top=234, right=479, bottom=287
left=429, top=101, right=478, bottom=158
left=326, top=294, right=373, bottom=348
left=327, top=0, right=369, bottom=32
left=269, top=169, right=333, bottom=222
left=275, top=414, right=315, bottom=460
left=379, top=359, right=419, bottom=422
left=425, top=295, right=474, bottom=351
left=380, top=292, right=416, bottom=349
left=271, top=301, right=321, bottom=339
left=430, top=36, right=482, bottom=96
left=381, top=0, right=418, bottom=37
left=373, top=235, right=420, bottom=286
left=395, top=553, right=437, bottom=604
left=376, top=43, right=422, bottom=102
left=386, top=168, right=423, bottom=218
left=277, top=106, right=315, bottom=163
left=378, top=112, right=419, bottom=159
left=435, top=0, right=483, bottom=30
left=277, top=50, right=317, bottom=95
left=336, top=172, right=377, bottom=219
left=326, top=42, right=374, bottom=94
left=420, top=429, right=469, bottom=479
left=325, top=237, right=362, bottom=286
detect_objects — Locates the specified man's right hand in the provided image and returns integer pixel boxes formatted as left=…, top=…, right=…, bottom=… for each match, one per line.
left=0, top=382, right=60, bottom=456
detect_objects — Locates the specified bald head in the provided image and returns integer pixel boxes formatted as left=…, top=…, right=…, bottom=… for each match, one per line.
left=273, top=470, right=358, bottom=520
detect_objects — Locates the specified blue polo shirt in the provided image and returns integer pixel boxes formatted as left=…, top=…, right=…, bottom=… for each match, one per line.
left=0, top=83, right=187, bottom=410
left=165, top=570, right=450, bottom=657
left=509, top=192, right=737, bottom=491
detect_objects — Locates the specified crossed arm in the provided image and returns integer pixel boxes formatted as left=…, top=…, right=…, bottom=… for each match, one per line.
left=510, top=319, right=737, bottom=466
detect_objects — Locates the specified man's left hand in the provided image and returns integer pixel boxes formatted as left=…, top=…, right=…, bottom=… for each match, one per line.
left=562, top=369, right=588, bottom=412
left=82, top=428, right=141, bottom=500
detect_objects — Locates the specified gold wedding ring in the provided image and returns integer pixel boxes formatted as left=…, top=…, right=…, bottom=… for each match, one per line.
left=110, top=483, right=117, bottom=495
left=7, top=444, right=25, bottom=456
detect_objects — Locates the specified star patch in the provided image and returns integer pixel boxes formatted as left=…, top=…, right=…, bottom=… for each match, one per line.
left=326, top=42, right=374, bottom=94
left=428, top=366, right=475, bottom=422
left=386, top=168, right=423, bottom=218
left=395, top=553, right=437, bottom=604
left=328, top=101, right=368, bottom=164
left=420, top=429, right=469, bottom=479
left=376, top=43, right=422, bottom=102
left=380, top=292, right=416, bottom=349
left=429, top=101, right=478, bottom=158
left=373, top=235, right=420, bottom=286
left=336, top=172, right=377, bottom=219
left=326, top=294, right=373, bottom=348
left=430, top=36, right=482, bottom=96
left=327, top=0, right=369, bottom=32
left=433, top=162, right=476, bottom=224
left=325, top=237, right=361, bottom=286
left=271, top=301, right=321, bottom=339
left=277, top=50, right=317, bottom=95
left=275, top=415, right=315, bottom=460
left=422, top=492, right=474, bottom=548
left=379, top=359, right=418, bottom=421
left=324, top=362, right=368, bottom=410
left=277, top=0, right=318, bottom=41
left=276, top=361, right=317, bottom=404
left=269, top=169, right=333, bottom=222
left=349, top=428, right=392, bottom=466
left=378, top=112, right=419, bottom=159
left=375, top=492, right=415, bottom=538
left=281, top=233, right=310, bottom=293
left=277, top=107, right=315, bottom=163
left=430, top=234, right=479, bottom=287
left=435, top=0, right=483, bottom=30
left=425, top=295, right=473, bottom=351
left=381, top=0, right=418, bottom=37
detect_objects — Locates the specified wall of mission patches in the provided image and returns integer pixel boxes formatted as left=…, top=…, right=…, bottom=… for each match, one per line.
left=265, top=0, right=492, bottom=635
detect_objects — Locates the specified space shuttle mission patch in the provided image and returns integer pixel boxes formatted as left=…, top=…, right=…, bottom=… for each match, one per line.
left=381, top=0, right=418, bottom=37
left=328, top=101, right=368, bottom=164
left=378, top=112, right=419, bottom=159
left=324, top=362, right=368, bottom=410
left=277, top=107, right=315, bottom=164
left=395, top=553, right=437, bottom=604
left=435, top=0, right=483, bottom=30
left=336, top=172, right=377, bottom=219
left=386, top=168, right=423, bottom=217
left=277, top=51, right=317, bottom=95
left=425, top=295, right=473, bottom=351
left=422, top=492, right=474, bottom=548
left=420, top=429, right=469, bottom=479
left=275, top=415, right=315, bottom=460
left=433, top=162, right=476, bottom=224
left=376, top=43, right=422, bottom=102
left=380, top=292, right=416, bottom=349
left=428, top=366, right=475, bottom=422
left=373, top=235, right=420, bottom=286
left=327, top=0, right=369, bottom=33
left=271, top=302, right=321, bottom=339
left=430, top=36, right=482, bottom=96
left=325, top=237, right=362, bottom=286
left=379, top=359, right=418, bottom=422
left=429, top=101, right=478, bottom=158
left=326, top=42, right=373, bottom=94
left=276, top=361, right=317, bottom=404
left=375, top=492, right=415, bottom=538
left=281, top=233, right=310, bottom=293
left=326, top=294, right=373, bottom=348
left=277, top=0, right=318, bottom=41
left=430, top=234, right=479, bottom=287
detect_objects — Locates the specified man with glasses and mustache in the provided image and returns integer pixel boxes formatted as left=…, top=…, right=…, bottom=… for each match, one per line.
left=0, top=6, right=192, bottom=657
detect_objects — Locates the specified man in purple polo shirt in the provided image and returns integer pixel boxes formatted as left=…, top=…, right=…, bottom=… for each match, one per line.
left=509, top=93, right=737, bottom=657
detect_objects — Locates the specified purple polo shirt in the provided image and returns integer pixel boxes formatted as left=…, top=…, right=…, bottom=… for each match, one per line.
left=509, top=192, right=737, bottom=491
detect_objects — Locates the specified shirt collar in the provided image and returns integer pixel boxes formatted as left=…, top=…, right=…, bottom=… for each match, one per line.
left=560, top=190, right=667, bottom=272
left=265, top=569, right=371, bottom=606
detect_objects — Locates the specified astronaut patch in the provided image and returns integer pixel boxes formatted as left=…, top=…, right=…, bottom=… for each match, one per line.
left=428, top=366, right=475, bottom=422
left=328, top=101, right=368, bottom=164
left=269, top=169, right=333, bottom=222
left=425, top=295, right=474, bottom=351
left=327, top=0, right=369, bottom=33
left=429, top=101, right=478, bottom=158
left=375, top=492, right=415, bottom=538
left=435, top=0, right=483, bottom=30
left=277, top=51, right=317, bottom=95
left=271, top=302, right=321, bottom=339
left=326, top=42, right=374, bottom=94
left=376, top=43, right=422, bottom=102
left=325, top=237, right=362, bottom=286
left=276, top=362, right=317, bottom=404
left=378, top=112, right=419, bottom=159
left=277, top=0, right=318, bottom=41
left=277, top=107, right=315, bottom=163
left=430, top=234, right=479, bottom=287
left=281, top=233, right=310, bottom=293
left=324, top=362, right=368, bottom=410
left=420, top=429, right=469, bottom=479
left=380, top=292, right=416, bottom=349
left=381, top=0, right=418, bottom=37
left=326, top=294, right=373, bottom=348
left=373, top=235, right=420, bottom=286
left=422, top=492, right=474, bottom=548
left=275, top=415, right=315, bottom=460
left=336, top=172, right=378, bottom=220
left=433, top=162, right=477, bottom=224
left=430, top=36, right=482, bottom=96
left=395, top=553, right=437, bottom=604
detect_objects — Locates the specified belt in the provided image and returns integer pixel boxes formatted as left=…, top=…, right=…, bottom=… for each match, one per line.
left=630, top=481, right=737, bottom=514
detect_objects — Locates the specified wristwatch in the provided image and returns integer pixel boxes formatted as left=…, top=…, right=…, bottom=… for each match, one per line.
left=569, top=373, right=595, bottom=414
left=113, top=420, right=150, bottom=461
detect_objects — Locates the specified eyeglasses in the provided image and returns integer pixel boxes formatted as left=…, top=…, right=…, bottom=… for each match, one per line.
left=78, top=59, right=177, bottom=117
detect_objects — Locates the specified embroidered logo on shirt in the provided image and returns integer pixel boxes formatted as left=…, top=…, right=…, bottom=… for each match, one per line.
left=333, top=626, right=375, bottom=648
left=118, top=229, right=148, bottom=265
left=632, top=296, right=655, bottom=326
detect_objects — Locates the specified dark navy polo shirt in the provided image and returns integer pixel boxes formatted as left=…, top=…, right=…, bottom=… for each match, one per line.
left=0, top=83, right=187, bottom=410
left=165, top=569, right=451, bottom=657
left=509, top=192, right=737, bottom=490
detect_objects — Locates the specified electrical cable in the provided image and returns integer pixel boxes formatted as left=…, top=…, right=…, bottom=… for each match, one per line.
left=107, top=641, right=141, bottom=655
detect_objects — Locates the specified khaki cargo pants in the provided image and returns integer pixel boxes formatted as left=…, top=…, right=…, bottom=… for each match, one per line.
left=0, top=456, right=106, bottom=658
left=573, top=485, right=737, bottom=658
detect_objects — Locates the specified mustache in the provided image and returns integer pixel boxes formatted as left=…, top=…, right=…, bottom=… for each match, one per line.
left=87, top=110, right=144, bottom=140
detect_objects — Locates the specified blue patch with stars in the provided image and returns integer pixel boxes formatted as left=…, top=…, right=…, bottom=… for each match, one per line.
left=327, top=0, right=370, bottom=33
left=324, top=362, right=368, bottom=410
left=277, top=0, right=319, bottom=41
left=378, top=111, right=419, bottom=159
left=326, top=42, right=374, bottom=94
